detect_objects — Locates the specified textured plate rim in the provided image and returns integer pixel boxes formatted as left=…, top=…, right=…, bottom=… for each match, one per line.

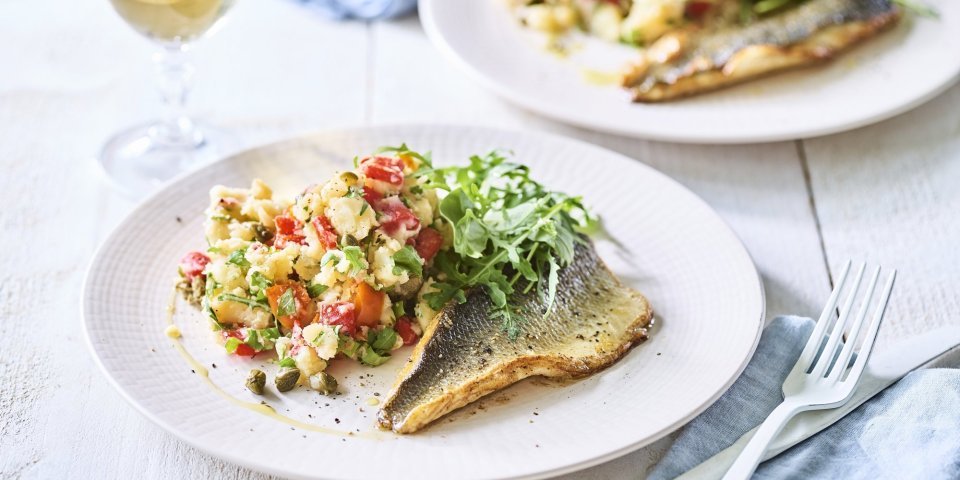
left=82, top=124, right=766, bottom=479
left=418, top=0, right=960, bottom=144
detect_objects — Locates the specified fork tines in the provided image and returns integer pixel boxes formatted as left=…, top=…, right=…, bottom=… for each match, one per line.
left=797, top=261, right=897, bottom=382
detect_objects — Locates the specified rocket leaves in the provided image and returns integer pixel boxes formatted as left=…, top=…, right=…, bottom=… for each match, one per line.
left=418, top=150, right=596, bottom=339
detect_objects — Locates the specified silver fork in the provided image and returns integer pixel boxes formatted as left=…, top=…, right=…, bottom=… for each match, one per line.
left=722, top=261, right=897, bottom=480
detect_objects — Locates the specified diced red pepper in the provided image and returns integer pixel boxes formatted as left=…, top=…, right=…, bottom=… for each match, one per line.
left=395, top=317, right=419, bottom=346
left=221, top=330, right=257, bottom=357
left=274, top=214, right=301, bottom=235
left=375, top=196, right=420, bottom=238
left=363, top=186, right=383, bottom=205
left=179, top=251, right=210, bottom=281
left=272, top=214, right=306, bottom=248
left=360, top=156, right=405, bottom=187
left=685, top=1, right=712, bottom=18
left=234, top=343, right=256, bottom=357
left=413, top=227, right=443, bottom=262
left=311, top=216, right=339, bottom=250
left=319, top=301, right=357, bottom=336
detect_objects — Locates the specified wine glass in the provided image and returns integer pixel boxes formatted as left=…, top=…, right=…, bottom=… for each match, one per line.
left=101, top=0, right=236, bottom=198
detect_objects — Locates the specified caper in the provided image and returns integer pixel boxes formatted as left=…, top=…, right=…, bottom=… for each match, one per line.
left=338, top=171, right=359, bottom=186
left=246, top=369, right=266, bottom=395
left=274, top=367, right=301, bottom=393
left=308, top=372, right=339, bottom=395
left=253, top=223, right=274, bottom=244
left=341, top=234, right=359, bottom=247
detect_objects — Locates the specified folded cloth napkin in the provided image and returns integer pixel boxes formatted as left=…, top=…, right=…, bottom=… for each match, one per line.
left=650, top=316, right=960, bottom=480
left=292, top=0, right=416, bottom=20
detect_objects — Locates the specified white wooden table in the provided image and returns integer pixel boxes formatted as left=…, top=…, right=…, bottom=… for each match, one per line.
left=2, top=1, right=957, bottom=478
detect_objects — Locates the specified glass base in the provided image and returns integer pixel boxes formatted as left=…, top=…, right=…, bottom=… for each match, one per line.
left=99, top=120, right=231, bottom=199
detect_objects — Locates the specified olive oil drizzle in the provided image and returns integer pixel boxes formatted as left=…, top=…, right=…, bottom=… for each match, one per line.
left=165, top=288, right=382, bottom=439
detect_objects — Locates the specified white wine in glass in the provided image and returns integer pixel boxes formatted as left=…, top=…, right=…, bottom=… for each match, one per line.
left=101, top=0, right=235, bottom=198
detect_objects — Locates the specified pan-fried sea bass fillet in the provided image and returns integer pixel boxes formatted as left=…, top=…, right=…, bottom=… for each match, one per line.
left=623, top=0, right=901, bottom=102
left=377, top=241, right=653, bottom=433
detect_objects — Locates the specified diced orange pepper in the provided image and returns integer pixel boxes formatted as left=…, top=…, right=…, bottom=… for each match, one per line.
left=354, top=282, right=385, bottom=328
left=266, top=283, right=315, bottom=330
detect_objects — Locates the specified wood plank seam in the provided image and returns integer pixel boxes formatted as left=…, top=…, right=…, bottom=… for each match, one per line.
left=796, top=139, right=833, bottom=289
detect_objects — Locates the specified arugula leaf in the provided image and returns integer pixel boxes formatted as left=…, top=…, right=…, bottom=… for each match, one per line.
left=306, top=283, right=328, bottom=299
left=412, top=150, right=594, bottom=339
left=368, top=327, right=397, bottom=355
left=276, top=288, right=296, bottom=317
left=249, top=271, right=273, bottom=292
left=392, top=301, right=406, bottom=318
left=341, top=246, right=367, bottom=276
left=226, top=248, right=250, bottom=269
left=245, top=330, right=264, bottom=351
left=391, top=246, right=423, bottom=278
left=261, top=327, right=280, bottom=341
left=892, top=0, right=938, bottom=17
left=359, top=346, right=391, bottom=366
left=338, top=335, right=362, bottom=359
left=218, top=293, right=270, bottom=311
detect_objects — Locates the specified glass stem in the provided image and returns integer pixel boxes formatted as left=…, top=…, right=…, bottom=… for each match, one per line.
left=153, top=45, right=201, bottom=146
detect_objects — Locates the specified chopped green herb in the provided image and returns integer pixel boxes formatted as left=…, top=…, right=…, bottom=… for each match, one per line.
left=341, top=246, right=367, bottom=276
left=224, top=337, right=241, bottom=354
left=391, top=246, right=423, bottom=278
left=392, top=301, right=406, bottom=318
left=226, top=248, right=250, bottom=269
left=338, top=335, right=362, bottom=359
left=277, top=288, right=296, bottom=317
left=892, top=0, right=938, bottom=17
left=321, top=252, right=339, bottom=267
left=307, top=283, right=328, bottom=299
left=368, top=327, right=397, bottom=355
left=359, top=202, right=369, bottom=216
left=249, top=271, right=273, bottom=293
left=278, top=356, right=296, bottom=368
left=245, top=330, right=264, bottom=351
left=218, top=293, right=270, bottom=311
left=359, top=346, right=390, bottom=366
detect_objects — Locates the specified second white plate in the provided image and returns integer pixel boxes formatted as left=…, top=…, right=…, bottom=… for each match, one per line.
left=420, top=0, right=960, bottom=143
left=84, top=125, right=764, bottom=479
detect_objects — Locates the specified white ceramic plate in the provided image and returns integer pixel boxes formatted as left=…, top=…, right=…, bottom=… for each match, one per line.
left=83, top=125, right=764, bottom=479
left=420, top=0, right=960, bottom=143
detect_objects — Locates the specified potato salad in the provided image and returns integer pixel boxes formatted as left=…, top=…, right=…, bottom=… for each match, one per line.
left=176, top=146, right=448, bottom=394
left=510, top=0, right=744, bottom=47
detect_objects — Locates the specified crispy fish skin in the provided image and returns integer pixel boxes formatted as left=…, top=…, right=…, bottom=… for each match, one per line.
left=624, top=0, right=901, bottom=102
left=377, top=240, right=653, bottom=434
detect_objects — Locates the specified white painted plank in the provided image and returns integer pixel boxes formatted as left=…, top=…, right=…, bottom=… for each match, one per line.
left=802, top=83, right=960, bottom=349
left=0, top=1, right=366, bottom=479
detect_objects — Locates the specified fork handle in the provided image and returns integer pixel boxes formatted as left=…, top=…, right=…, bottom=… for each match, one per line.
left=721, top=401, right=809, bottom=480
